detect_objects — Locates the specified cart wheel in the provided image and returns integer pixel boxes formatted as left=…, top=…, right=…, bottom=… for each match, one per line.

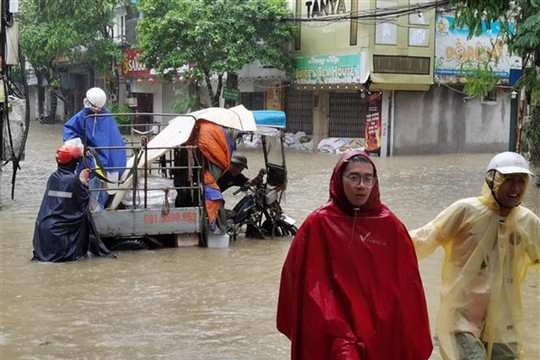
left=110, top=239, right=150, bottom=251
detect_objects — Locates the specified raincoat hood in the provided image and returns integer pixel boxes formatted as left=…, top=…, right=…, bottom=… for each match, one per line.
left=329, top=150, right=382, bottom=215
left=479, top=171, right=530, bottom=212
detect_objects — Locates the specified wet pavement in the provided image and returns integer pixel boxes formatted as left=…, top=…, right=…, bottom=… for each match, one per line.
left=1, top=121, right=539, bottom=359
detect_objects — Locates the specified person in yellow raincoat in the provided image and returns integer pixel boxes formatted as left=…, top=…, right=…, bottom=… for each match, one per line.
left=410, top=151, right=540, bottom=360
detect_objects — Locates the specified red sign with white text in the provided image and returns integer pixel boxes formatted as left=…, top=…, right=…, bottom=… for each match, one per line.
left=364, top=93, right=382, bottom=152
left=122, top=48, right=150, bottom=76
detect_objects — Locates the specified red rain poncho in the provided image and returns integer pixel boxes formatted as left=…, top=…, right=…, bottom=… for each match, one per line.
left=277, top=150, right=432, bottom=360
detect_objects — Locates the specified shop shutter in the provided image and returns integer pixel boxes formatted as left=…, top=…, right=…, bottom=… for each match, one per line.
left=240, top=92, right=265, bottom=110
left=329, top=92, right=367, bottom=138
left=284, top=89, right=313, bottom=135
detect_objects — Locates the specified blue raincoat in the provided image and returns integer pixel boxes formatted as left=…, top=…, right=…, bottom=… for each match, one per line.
left=63, top=108, right=127, bottom=206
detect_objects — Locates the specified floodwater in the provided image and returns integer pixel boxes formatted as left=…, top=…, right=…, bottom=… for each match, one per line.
left=1, top=121, right=539, bottom=359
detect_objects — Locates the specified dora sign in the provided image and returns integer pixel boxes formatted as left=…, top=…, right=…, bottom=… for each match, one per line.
left=434, top=15, right=521, bottom=79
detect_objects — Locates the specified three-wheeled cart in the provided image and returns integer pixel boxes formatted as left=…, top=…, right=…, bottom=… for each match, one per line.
left=88, top=107, right=292, bottom=251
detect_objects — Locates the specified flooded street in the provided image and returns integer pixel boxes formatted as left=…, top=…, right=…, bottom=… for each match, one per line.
left=1, top=121, right=539, bottom=359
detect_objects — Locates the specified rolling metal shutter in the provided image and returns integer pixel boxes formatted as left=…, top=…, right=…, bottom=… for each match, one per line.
left=328, top=92, right=367, bottom=138
left=284, top=89, right=313, bottom=135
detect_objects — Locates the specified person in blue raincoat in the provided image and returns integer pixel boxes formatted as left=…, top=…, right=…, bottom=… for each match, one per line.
left=32, top=144, right=112, bottom=262
left=63, top=87, right=127, bottom=207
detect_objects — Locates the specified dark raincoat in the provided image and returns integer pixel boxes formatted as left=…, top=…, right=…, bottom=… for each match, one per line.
left=276, top=150, right=432, bottom=360
left=32, top=164, right=111, bottom=262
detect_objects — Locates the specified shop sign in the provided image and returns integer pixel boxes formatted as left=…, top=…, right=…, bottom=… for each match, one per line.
left=222, top=87, right=239, bottom=100
left=122, top=48, right=150, bottom=76
left=434, top=15, right=521, bottom=79
left=294, top=53, right=365, bottom=85
left=304, top=0, right=347, bottom=18
left=266, top=87, right=284, bottom=110
left=127, top=97, right=138, bottom=108
left=364, top=93, right=382, bottom=153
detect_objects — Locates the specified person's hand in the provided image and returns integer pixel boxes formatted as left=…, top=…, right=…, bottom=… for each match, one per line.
left=79, top=168, right=91, bottom=184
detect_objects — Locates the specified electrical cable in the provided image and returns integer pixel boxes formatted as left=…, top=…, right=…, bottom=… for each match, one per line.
left=284, top=0, right=452, bottom=23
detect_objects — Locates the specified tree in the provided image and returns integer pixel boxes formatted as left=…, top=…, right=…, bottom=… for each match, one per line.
left=453, top=0, right=540, bottom=99
left=136, top=0, right=296, bottom=107
left=18, top=0, right=122, bottom=118
left=453, top=0, right=540, bottom=173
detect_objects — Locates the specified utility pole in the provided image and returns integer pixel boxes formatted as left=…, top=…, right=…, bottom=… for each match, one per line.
left=515, top=87, right=526, bottom=153
left=0, top=0, right=7, bottom=207
left=509, top=90, right=518, bottom=151
left=0, top=0, right=8, bottom=162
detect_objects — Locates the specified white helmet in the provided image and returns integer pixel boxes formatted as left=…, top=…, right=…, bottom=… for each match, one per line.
left=486, top=151, right=533, bottom=175
left=85, top=87, right=107, bottom=109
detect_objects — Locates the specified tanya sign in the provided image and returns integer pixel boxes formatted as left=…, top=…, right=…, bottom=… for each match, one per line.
left=434, top=15, right=521, bottom=78
left=294, top=53, right=366, bottom=85
left=304, top=0, right=347, bottom=18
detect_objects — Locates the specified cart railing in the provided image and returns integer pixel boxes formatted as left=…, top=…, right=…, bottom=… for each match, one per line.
left=81, top=113, right=204, bottom=211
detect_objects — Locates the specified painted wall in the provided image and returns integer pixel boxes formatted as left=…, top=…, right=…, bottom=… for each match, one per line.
left=393, top=86, right=510, bottom=154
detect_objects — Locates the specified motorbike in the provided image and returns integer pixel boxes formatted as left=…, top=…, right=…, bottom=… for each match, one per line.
left=226, top=110, right=298, bottom=240
left=227, top=172, right=297, bottom=240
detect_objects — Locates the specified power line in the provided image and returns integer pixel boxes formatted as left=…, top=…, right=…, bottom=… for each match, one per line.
left=284, top=0, right=452, bottom=23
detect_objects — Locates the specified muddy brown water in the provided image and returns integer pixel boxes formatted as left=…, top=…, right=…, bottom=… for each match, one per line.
left=1, top=121, right=538, bottom=359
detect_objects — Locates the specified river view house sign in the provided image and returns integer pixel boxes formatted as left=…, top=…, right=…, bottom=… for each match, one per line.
left=294, top=53, right=367, bottom=85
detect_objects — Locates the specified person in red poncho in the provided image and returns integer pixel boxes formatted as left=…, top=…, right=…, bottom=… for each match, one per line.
left=276, top=150, right=432, bottom=360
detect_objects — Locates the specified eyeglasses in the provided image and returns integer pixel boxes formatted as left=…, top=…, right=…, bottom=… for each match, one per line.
left=343, top=174, right=376, bottom=187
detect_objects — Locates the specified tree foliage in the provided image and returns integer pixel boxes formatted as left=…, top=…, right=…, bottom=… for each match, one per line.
left=452, top=0, right=540, bottom=168
left=452, top=0, right=540, bottom=98
left=18, top=0, right=122, bottom=113
left=136, top=0, right=296, bottom=107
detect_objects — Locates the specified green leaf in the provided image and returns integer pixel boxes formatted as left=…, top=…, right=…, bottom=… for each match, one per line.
left=136, top=0, right=296, bottom=106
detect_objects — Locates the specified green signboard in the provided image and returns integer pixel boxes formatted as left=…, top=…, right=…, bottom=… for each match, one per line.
left=222, top=87, right=240, bottom=100
left=294, top=53, right=364, bottom=85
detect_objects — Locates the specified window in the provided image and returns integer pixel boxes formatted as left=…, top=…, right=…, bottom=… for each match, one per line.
left=408, top=28, right=429, bottom=46
left=376, top=0, right=397, bottom=9
left=373, top=56, right=431, bottom=75
left=481, top=89, right=498, bottom=104
left=376, top=23, right=397, bottom=45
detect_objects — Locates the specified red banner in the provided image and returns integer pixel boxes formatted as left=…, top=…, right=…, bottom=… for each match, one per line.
left=364, top=93, right=382, bottom=152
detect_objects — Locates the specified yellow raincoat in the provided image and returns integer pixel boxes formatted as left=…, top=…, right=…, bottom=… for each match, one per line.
left=410, top=179, right=540, bottom=360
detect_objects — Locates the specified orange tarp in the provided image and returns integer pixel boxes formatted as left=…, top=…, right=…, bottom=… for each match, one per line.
left=197, top=120, right=231, bottom=224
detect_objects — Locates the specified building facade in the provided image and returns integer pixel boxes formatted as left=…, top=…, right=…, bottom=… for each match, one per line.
left=28, top=1, right=518, bottom=157
left=283, top=0, right=519, bottom=156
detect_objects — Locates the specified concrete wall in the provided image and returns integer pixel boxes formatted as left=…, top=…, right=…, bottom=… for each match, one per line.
left=393, top=86, right=511, bottom=155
